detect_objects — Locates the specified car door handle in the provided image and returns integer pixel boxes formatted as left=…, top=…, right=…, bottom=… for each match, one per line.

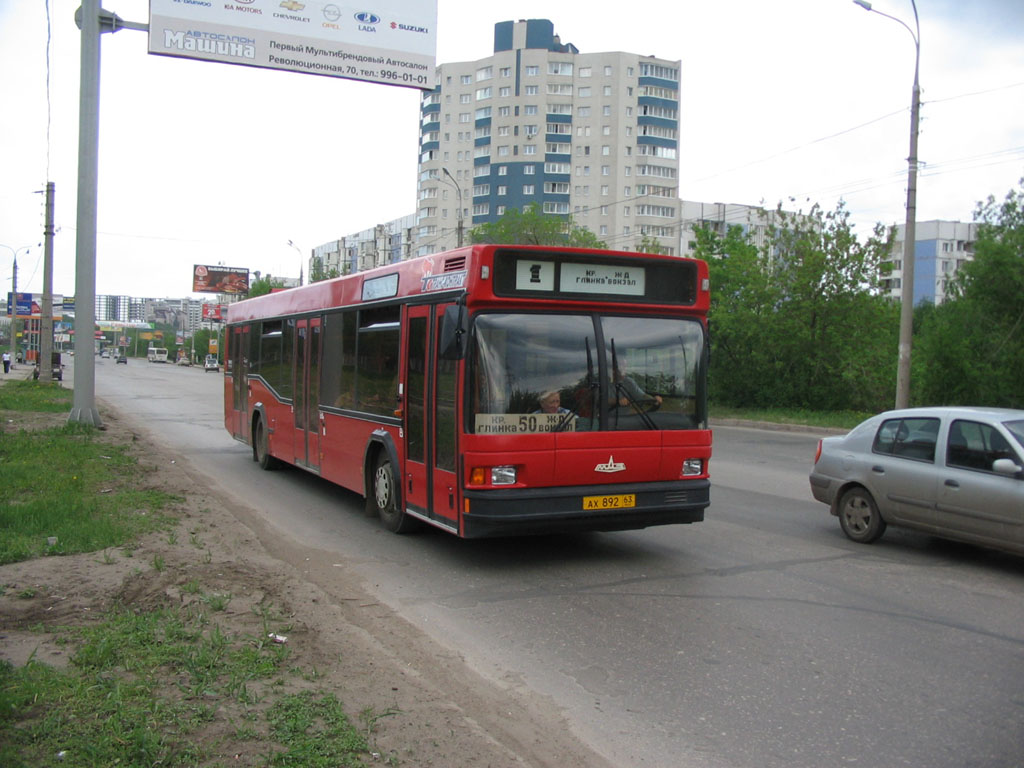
left=872, top=465, right=885, bottom=474
left=944, top=479, right=960, bottom=488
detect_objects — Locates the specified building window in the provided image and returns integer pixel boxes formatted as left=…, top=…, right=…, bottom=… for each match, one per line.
left=497, top=165, right=508, bottom=175
left=525, top=85, right=538, bottom=95
left=497, top=185, right=507, bottom=195
left=523, top=144, right=537, bottom=155
left=544, top=182, right=570, bottom=194
left=548, top=61, right=573, bottom=76
left=525, top=65, right=539, bottom=76
left=476, top=87, right=492, bottom=100
left=461, top=74, right=472, bottom=85
left=473, top=203, right=490, bottom=216
left=476, top=66, right=492, bottom=81
left=579, top=66, right=592, bottom=78
left=499, top=86, right=510, bottom=97
left=524, top=165, right=536, bottom=175
left=500, top=66, right=511, bottom=78
left=544, top=201, right=570, bottom=214
left=524, top=104, right=538, bottom=115
left=578, top=86, right=591, bottom=97
left=523, top=184, right=535, bottom=195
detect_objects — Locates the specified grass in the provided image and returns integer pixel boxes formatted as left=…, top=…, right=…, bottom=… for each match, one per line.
left=0, top=380, right=376, bottom=767
left=710, top=404, right=870, bottom=431
left=0, top=418, right=180, bottom=566
left=0, top=602, right=370, bottom=767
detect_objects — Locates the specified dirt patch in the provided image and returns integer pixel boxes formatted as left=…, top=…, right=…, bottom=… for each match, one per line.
left=0, top=401, right=611, bottom=767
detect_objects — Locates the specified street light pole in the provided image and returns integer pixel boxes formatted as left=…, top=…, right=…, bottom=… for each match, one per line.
left=3, top=244, right=37, bottom=368
left=287, top=239, right=304, bottom=286
left=442, top=167, right=465, bottom=248
left=854, top=0, right=920, bottom=410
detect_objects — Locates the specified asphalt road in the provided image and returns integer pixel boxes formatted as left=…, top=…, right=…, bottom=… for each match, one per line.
left=84, top=355, right=1024, bottom=768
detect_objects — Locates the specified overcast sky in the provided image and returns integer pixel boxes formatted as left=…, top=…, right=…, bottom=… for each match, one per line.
left=2, top=0, right=1022, bottom=299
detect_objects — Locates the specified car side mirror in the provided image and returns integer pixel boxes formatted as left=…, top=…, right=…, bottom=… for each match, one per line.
left=992, top=458, right=1023, bottom=476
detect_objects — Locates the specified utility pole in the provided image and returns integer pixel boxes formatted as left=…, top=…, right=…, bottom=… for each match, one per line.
left=39, top=182, right=56, bottom=383
left=9, top=256, right=17, bottom=367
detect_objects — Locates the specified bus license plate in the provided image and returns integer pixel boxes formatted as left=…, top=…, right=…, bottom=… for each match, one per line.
left=583, top=493, right=636, bottom=510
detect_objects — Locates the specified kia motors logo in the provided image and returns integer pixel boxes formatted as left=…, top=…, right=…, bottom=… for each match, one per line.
left=354, top=11, right=380, bottom=24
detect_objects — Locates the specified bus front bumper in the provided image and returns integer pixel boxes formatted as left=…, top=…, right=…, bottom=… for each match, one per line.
left=461, top=479, right=709, bottom=538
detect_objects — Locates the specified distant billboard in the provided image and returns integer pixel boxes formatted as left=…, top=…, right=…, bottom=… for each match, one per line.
left=202, top=303, right=229, bottom=321
left=148, top=0, right=436, bottom=90
left=7, top=292, right=63, bottom=319
left=193, top=265, right=250, bottom=295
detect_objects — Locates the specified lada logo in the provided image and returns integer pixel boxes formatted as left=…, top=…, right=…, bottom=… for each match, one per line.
left=594, top=455, right=626, bottom=473
left=354, top=11, right=380, bottom=24
left=280, top=0, right=305, bottom=11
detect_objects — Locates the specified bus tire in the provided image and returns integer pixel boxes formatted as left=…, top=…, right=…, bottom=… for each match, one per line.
left=373, top=453, right=417, bottom=533
left=254, top=416, right=281, bottom=471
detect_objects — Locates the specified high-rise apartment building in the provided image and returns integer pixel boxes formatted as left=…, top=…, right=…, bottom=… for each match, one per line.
left=415, top=19, right=680, bottom=256
left=884, top=220, right=977, bottom=305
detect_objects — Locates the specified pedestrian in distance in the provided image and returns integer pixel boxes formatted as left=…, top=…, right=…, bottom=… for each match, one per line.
left=2, top=350, right=10, bottom=374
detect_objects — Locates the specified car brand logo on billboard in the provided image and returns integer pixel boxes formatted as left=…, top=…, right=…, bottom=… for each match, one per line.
left=354, top=11, right=381, bottom=25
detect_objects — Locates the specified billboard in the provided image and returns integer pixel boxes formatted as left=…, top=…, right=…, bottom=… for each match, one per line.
left=7, top=292, right=63, bottom=319
left=148, top=1, right=436, bottom=90
left=193, top=265, right=250, bottom=295
left=202, top=303, right=228, bottom=321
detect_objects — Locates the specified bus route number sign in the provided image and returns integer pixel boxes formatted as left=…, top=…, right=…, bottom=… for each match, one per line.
left=475, top=413, right=577, bottom=434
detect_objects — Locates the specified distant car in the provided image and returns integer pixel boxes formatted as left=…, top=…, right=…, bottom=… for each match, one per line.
left=810, top=407, right=1024, bottom=555
left=177, top=356, right=191, bottom=366
left=116, top=354, right=127, bottom=364
left=100, top=349, right=110, bottom=358
left=204, top=355, right=219, bottom=372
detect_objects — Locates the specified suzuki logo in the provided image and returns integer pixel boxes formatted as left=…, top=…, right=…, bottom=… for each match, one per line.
left=594, top=455, right=626, bottom=473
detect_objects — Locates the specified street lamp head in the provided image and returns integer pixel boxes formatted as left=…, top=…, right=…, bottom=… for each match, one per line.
left=853, top=0, right=873, bottom=10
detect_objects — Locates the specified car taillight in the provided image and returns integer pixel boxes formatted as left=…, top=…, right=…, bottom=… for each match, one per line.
left=813, top=440, right=822, bottom=464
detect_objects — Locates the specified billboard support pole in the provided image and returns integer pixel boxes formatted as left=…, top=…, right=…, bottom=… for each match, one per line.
left=69, top=3, right=145, bottom=425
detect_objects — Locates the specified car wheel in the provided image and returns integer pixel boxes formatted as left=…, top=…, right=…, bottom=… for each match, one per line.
left=373, top=453, right=418, bottom=533
left=838, top=487, right=887, bottom=544
left=254, top=417, right=281, bottom=470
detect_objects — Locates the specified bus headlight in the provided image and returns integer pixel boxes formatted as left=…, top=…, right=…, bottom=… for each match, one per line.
left=682, top=458, right=703, bottom=477
left=469, top=465, right=518, bottom=486
left=491, top=465, right=517, bottom=485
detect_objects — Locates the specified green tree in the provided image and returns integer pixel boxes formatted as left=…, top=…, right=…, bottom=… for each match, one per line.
left=248, top=274, right=287, bottom=298
left=695, top=202, right=897, bottom=411
left=636, top=233, right=669, bottom=254
left=469, top=202, right=606, bottom=248
left=916, top=180, right=1024, bottom=407
left=309, top=256, right=342, bottom=283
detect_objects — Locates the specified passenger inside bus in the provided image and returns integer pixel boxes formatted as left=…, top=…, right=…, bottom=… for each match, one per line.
left=534, top=389, right=572, bottom=415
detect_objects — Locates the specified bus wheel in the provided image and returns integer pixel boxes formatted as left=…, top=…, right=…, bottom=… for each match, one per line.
left=254, top=417, right=281, bottom=471
left=374, top=454, right=417, bottom=533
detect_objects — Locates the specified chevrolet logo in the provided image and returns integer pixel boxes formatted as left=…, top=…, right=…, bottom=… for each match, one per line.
left=280, top=0, right=305, bottom=11
left=594, top=455, right=626, bottom=473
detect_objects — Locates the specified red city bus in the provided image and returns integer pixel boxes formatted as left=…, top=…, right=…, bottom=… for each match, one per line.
left=224, top=244, right=711, bottom=538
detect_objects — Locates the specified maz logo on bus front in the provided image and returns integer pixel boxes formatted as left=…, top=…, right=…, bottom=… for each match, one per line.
left=595, top=456, right=626, bottom=473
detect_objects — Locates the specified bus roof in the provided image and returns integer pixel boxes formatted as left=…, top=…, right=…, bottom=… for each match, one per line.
left=226, top=244, right=708, bottom=324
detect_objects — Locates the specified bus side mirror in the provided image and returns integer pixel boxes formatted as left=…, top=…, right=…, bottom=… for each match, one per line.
left=439, top=304, right=468, bottom=360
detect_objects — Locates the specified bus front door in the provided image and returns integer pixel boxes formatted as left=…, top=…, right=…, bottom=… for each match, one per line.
left=293, top=317, right=322, bottom=473
left=403, top=305, right=459, bottom=531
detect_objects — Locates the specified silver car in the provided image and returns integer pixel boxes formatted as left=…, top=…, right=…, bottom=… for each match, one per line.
left=810, top=407, right=1024, bottom=555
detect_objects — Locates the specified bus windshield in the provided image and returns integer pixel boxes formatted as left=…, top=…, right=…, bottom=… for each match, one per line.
left=470, top=312, right=706, bottom=433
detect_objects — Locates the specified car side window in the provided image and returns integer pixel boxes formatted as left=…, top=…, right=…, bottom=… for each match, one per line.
left=873, top=417, right=939, bottom=462
left=947, top=420, right=1019, bottom=472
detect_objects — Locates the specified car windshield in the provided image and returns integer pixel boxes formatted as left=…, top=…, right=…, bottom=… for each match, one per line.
left=1004, top=419, right=1024, bottom=452
left=469, top=312, right=706, bottom=433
